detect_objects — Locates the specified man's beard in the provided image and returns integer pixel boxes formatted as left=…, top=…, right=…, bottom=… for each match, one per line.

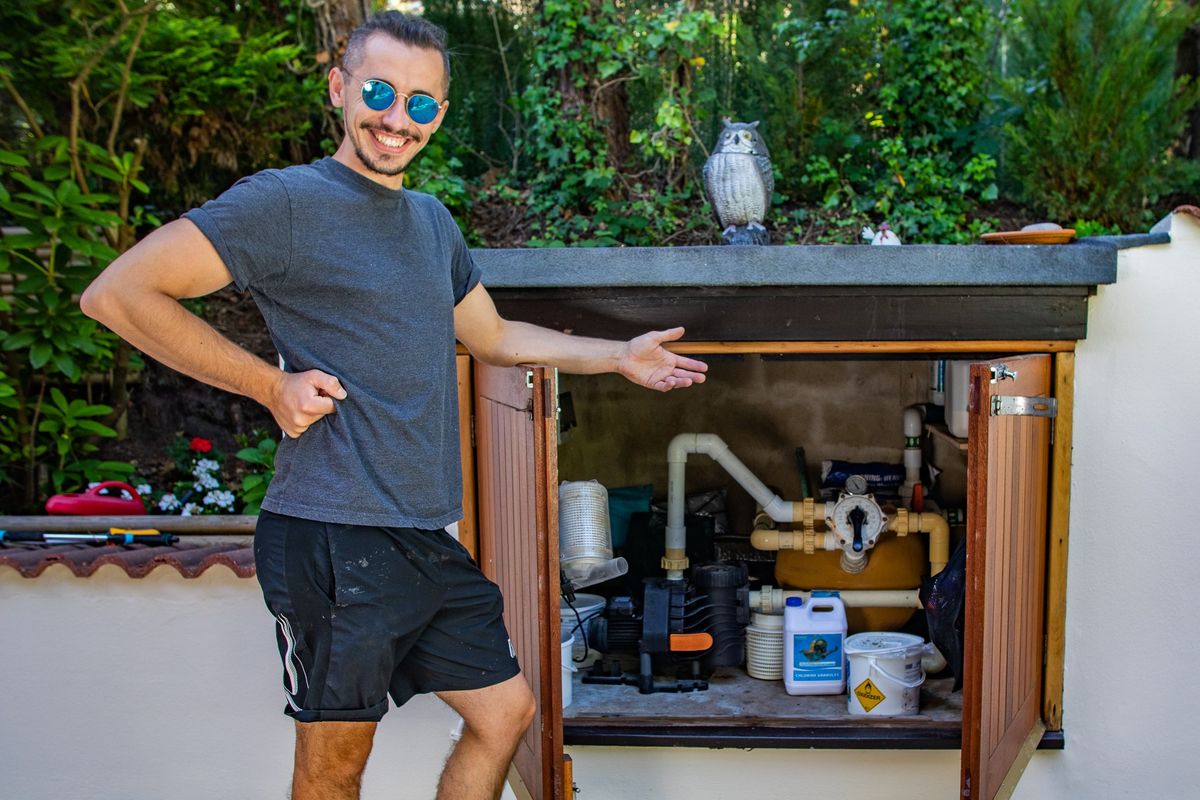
left=352, top=123, right=423, bottom=177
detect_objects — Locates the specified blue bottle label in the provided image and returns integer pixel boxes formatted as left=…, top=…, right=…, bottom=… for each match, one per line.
left=791, top=633, right=844, bottom=681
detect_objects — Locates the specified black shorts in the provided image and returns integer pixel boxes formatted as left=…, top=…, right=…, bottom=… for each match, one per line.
left=253, top=510, right=521, bottom=722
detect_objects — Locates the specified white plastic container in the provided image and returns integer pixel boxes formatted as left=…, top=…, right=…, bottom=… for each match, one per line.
left=845, top=631, right=930, bottom=716
left=561, top=632, right=576, bottom=708
left=944, top=359, right=972, bottom=438
left=782, top=592, right=847, bottom=695
left=560, top=593, right=605, bottom=661
left=745, top=611, right=785, bottom=680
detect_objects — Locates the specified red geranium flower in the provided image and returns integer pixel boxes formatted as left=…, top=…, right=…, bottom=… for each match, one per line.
left=190, top=437, right=213, bottom=453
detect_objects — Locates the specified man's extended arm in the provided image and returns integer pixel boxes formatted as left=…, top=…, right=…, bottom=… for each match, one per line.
left=80, top=219, right=346, bottom=437
left=453, top=282, right=707, bottom=390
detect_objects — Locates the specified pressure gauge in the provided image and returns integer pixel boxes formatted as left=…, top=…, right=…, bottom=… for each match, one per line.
left=845, top=474, right=869, bottom=495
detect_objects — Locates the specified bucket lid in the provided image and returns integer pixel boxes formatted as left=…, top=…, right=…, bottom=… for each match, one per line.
left=845, top=631, right=927, bottom=657
left=560, top=593, right=606, bottom=614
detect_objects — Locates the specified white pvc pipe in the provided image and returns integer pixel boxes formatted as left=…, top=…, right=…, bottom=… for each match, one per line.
left=750, top=587, right=920, bottom=612
left=667, top=433, right=798, bottom=579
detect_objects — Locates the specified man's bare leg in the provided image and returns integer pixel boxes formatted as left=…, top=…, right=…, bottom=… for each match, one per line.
left=292, top=720, right=377, bottom=800
left=436, top=674, right=537, bottom=800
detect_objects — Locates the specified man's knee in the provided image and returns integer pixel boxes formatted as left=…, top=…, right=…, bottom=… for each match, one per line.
left=447, top=677, right=537, bottom=745
left=294, top=720, right=376, bottom=783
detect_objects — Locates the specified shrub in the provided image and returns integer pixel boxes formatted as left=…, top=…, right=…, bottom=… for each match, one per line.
left=1005, top=0, right=1200, bottom=229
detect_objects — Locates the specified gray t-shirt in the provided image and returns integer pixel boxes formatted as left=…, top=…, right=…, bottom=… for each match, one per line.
left=184, top=157, right=481, bottom=528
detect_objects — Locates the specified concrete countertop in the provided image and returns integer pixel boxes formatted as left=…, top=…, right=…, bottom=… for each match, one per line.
left=472, top=233, right=1169, bottom=289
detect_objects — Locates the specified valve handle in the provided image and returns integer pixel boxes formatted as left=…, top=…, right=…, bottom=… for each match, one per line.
left=849, top=505, right=866, bottom=553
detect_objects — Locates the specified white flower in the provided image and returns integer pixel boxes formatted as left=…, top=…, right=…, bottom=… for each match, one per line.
left=193, top=472, right=220, bottom=491
left=181, top=502, right=203, bottom=517
left=192, top=458, right=220, bottom=476
left=158, top=493, right=180, bottom=511
left=205, top=490, right=235, bottom=510
left=136, top=484, right=152, bottom=496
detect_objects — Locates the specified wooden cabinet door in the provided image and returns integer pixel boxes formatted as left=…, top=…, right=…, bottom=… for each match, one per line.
left=961, top=354, right=1053, bottom=799
left=474, top=363, right=564, bottom=800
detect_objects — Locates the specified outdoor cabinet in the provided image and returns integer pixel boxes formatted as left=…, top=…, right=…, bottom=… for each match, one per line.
left=463, top=249, right=1099, bottom=800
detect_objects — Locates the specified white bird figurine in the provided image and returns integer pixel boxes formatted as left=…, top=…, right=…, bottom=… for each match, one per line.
left=862, top=222, right=902, bottom=245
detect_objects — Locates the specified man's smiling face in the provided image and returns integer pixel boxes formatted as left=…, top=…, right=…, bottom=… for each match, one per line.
left=329, top=33, right=448, bottom=188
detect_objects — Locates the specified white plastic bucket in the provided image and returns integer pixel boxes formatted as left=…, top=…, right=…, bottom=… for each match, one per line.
left=560, top=593, right=605, bottom=660
left=845, top=632, right=930, bottom=716
left=561, top=632, right=576, bottom=708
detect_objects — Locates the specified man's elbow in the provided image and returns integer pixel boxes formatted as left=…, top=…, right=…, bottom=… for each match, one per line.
left=79, top=274, right=118, bottom=325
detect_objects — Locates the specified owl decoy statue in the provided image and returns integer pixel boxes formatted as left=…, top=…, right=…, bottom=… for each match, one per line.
left=702, top=119, right=774, bottom=245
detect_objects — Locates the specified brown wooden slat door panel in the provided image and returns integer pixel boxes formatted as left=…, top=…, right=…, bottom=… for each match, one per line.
left=474, top=363, right=563, bottom=800
left=962, top=354, right=1052, bottom=800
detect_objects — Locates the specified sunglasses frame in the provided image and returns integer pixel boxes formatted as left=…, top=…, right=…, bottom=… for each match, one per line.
left=350, top=74, right=444, bottom=125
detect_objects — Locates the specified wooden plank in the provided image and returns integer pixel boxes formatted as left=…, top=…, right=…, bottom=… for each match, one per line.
left=456, top=355, right=478, bottom=561
left=962, top=354, right=1051, bottom=800
left=533, top=367, right=564, bottom=800
left=665, top=340, right=1076, bottom=355
left=1043, top=352, right=1074, bottom=730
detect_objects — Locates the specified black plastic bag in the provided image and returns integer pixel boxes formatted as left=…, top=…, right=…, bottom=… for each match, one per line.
left=920, top=536, right=967, bottom=691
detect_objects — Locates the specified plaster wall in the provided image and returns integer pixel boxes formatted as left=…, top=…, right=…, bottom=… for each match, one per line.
left=0, top=565, right=517, bottom=800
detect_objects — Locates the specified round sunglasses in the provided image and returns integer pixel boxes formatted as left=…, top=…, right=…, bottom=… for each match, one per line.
left=355, top=77, right=443, bottom=124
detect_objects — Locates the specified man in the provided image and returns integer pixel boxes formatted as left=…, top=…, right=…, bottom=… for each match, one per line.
left=81, top=11, right=706, bottom=800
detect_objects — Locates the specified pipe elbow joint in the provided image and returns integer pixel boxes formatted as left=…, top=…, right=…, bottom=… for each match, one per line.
left=667, top=433, right=698, bottom=463
left=751, top=528, right=780, bottom=551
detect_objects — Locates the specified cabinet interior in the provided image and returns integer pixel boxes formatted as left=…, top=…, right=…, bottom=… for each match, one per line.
left=555, top=353, right=975, bottom=742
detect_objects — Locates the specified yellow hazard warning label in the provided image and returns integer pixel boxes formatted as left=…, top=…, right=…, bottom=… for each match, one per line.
left=854, top=678, right=887, bottom=712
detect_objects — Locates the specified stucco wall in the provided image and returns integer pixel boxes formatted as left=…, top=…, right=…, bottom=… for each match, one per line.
left=2, top=217, right=1196, bottom=799
left=0, top=565, right=521, bottom=800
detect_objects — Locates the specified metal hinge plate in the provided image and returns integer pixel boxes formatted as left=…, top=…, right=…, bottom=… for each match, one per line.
left=991, top=395, right=1058, bottom=418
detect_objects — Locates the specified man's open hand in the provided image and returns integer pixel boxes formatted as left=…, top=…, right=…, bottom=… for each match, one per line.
left=617, top=327, right=708, bottom=391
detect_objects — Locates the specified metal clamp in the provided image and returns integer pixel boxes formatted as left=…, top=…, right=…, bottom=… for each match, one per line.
left=991, top=395, right=1058, bottom=418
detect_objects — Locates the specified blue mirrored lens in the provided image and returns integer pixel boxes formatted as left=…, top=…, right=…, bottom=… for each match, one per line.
left=361, top=80, right=396, bottom=111
left=406, top=94, right=440, bottom=124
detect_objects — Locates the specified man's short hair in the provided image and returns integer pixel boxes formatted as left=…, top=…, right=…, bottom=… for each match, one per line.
left=342, top=12, right=450, bottom=94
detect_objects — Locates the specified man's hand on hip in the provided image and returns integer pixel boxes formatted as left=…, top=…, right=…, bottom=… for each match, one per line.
left=269, top=370, right=348, bottom=438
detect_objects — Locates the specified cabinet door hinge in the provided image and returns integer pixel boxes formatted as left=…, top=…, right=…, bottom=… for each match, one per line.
left=990, top=395, right=1058, bottom=419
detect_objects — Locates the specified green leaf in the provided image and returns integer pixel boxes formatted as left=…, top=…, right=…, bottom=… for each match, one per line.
left=0, top=150, right=30, bottom=167
left=29, top=342, right=52, bottom=369
left=2, top=331, right=36, bottom=350
left=52, top=353, right=80, bottom=381
left=76, top=419, right=117, bottom=437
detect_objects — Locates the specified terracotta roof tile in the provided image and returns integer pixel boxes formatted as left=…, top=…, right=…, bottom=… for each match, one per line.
left=0, top=541, right=255, bottom=579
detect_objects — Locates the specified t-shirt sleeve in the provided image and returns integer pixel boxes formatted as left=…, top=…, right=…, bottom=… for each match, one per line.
left=444, top=208, right=482, bottom=304
left=182, top=170, right=291, bottom=293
